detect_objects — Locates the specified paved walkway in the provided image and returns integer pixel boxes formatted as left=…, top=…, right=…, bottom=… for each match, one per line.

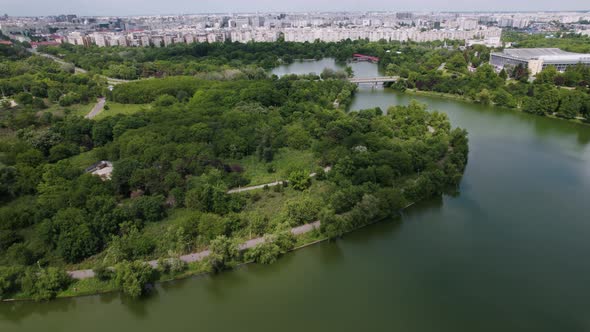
left=69, top=166, right=332, bottom=279
left=85, top=97, right=106, bottom=119
left=227, top=166, right=331, bottom=194
left=67, top=221, right=320, bottom=280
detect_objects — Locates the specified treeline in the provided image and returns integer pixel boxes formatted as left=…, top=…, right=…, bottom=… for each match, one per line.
left=502, top=31, right=590, bottom=54
left=38, top=39, right=459, bottom=80
left=384, top=41, right=590, bottom=120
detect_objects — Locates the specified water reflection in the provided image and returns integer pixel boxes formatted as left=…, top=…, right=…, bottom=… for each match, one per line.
left=0, top=296, right=76, bottom=324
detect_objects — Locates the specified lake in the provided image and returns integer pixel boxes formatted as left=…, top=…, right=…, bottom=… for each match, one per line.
left=1, top=59, right=590, bottom=332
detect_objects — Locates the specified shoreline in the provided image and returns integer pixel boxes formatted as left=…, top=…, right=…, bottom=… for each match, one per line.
left=1, top=201, right=418, bottom=303
left=402, top=89, right=590, bottom=126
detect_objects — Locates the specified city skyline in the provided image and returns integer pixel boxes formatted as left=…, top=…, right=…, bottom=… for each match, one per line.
left=2, top=0, right=590, bottom=17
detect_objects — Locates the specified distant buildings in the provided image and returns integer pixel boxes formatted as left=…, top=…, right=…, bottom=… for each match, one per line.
left=1, top=11, right=588, bottom=49
left=490, top=48, right=590, bottom=75
left=466, top=36, right=502, bottom=48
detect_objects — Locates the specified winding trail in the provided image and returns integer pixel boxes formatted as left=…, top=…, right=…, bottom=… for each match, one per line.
left=227, top=166, right=331, bottom=194
left=67, top=221, right=320, bottom=280
left=30, top=49, right=132, bottom=85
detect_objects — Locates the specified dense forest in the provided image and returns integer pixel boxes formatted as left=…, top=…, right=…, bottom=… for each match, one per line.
left=0, top=42, right=468, bottom=300
left=38, top=35, right=590, bottom=121
left=38, top=39, right=461, bottom=79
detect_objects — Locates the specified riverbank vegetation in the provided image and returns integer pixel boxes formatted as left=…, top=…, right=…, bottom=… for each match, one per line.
left=383, top=33, right=590, bottom=121
left=0, top=42, right=468, bottom=300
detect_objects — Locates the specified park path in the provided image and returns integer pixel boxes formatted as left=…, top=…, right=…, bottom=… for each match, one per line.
left=85, top=97, right=106, bottom=119
left=68, top=166, right=332, bottom=278
left=67, top=221, right=320, bottom=280
left=31, top=49, right=132, bottom=85
left=227, top=166, right=332, bottom=194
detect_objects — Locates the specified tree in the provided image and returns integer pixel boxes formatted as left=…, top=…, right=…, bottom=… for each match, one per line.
left=492, top=89, right=516, bottom=108
left=0, top=266, right=24, bottom=299
left=557, top=90, right=583, bottom=119
left=288, top=170, right=311, bottom=191
left=286, top=197, right=320, bottom=226
left=197, top=213, right=227, bottom=242
left=114, top=261, right=154, bottom=298
left=498, top=68, right=508, bottom=80
left=20, top=267, right=71, bottom=301
left=475, top=89, right=491, bottom=105
left=535, top=65, right=558, bottom=85
left=511, top=64, right=529, bottom=82
left=245, top=241, right=281, bottom=264
left=446, top=53, right=467, bottom=72
left=107, top=226, right=155, bottom=263
left=207, top=235, right=239, bottom=273
left=49, top=208, right=99, bottom=263
left=319, top=208, right=349, bottom=240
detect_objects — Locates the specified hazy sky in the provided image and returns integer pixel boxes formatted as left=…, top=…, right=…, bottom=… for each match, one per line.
left=3, top=0, right=590, bottom=17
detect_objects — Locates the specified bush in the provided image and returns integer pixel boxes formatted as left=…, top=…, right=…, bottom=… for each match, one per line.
left=156, top=257, right=187, bottom=275
left=20, top=267, right=71, bottom=301
left=286, top=197, right=320, bottom=226
left=0, top=266, right=25, bottom=299
left=207, top=235, right=240, bottom=273
left=288, top=170, right=311, bottom=191
left=114, top=261, right=154, bottom=298
left=93, top=264, right=114, bottom=281
left=245, top=242, right=280, bottom=264
left=314, top=167, right=327, bottom=181
left=245, top=226, right=296, bottom=264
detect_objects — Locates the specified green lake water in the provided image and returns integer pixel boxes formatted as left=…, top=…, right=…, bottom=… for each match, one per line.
left=1, top=59, right=590, bottom=332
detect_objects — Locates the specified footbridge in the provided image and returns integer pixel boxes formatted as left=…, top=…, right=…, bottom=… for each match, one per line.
left=348, top=76, right=400, bottom=84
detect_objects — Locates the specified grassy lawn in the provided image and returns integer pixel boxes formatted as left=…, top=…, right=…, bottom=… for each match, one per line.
left=67, top=150, right=99, bottom=170
left=237, top=180, right=329, bottom=226
left=94, top=102, right=151, bottom=120
left=58, top=278, right=119, bottom=298
left=45, top=103, right=93, bottom=117
left=234, top=148, right=318, bottom=186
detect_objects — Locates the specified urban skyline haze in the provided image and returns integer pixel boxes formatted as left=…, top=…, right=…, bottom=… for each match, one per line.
left=2, top=0, right=590, bottom=16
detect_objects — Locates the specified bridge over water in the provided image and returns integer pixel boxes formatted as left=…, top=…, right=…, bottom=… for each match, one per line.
left=348, top=76, right=400, bottom=84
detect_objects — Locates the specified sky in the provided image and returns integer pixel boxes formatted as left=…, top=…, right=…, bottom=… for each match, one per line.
left=2, top=0, right=590, bottom=17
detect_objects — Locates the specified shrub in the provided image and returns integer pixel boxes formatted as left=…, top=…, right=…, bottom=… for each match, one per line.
left=286, top=197, right=320, bottom=226
left=93, top=264, right=114, bottom=281
left=114, top=261, right=154, bottom=298
left=245, top=242, right=280, bottom=264
left=207, top=236, right=240, bottom=273
left=20, top=267, right=71, bottom=301
left=288, top=170, right=311, bottom=191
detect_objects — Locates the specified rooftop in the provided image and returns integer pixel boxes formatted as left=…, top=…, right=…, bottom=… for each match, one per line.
left=501, top=48, right=590, bottom=60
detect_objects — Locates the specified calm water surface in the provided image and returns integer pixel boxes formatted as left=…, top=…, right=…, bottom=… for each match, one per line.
left=1, top=60, right=590, bottom=332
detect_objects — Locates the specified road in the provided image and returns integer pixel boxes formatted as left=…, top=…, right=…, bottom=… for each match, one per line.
left=67, top=221, right=321, bottom=280
left=85, top=97, right=106, bottom=119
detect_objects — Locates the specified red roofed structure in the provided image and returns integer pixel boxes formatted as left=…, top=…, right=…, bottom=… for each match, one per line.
left=353, top=53, right=380, bottom=63
left=31, top=41, right=62, bottom=48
